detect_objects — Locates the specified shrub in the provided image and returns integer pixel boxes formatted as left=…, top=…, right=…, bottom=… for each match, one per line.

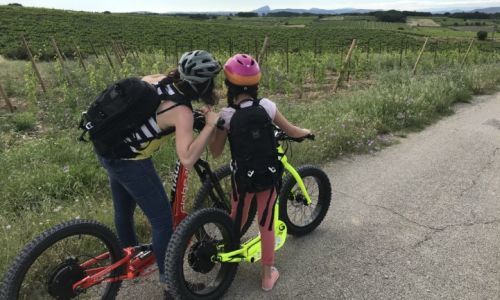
left=3, top=47, right=28, bottom=60
left=373, top=10, right=406, bottom=23
left=12, top=112, right=36, bottom=132
left=477, top=31, right=488, bottom=41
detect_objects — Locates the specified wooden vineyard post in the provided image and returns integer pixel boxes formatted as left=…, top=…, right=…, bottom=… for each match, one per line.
left=229, top=38, right=233, bottom=57
left=21, top=35, right=47, bottom=93
left=74, top=42, right=86, bottom=71
left=89, top=40, right=99, bottom=58
left=164, top=36, right=168, bottom=62
left=0, top=83, right=15, bottom=113
left=366, top=39, right=371, bottom=63
left=286, top=39, right=289, bottom=73
left=118, top=42, right=127, bottom=57
left=111, top=40, right=123, bottom=67
left=50, top=36, right=72, bottom=84
left=175, top=40, right=178, bottom=65
left=412, top=37, right=429, bottom=76
left=254, top=38, right=258, bottom=58
left=50, top=36, right=66, bottom=68
left=399, top=38, right=404, bottom=68
left=433, top=40, right=438, bottom=64
left=333, top=39, right=357, bottom=93
left=257, top=36, right=269, bottom=65
left=461, top=39, right=474, bottom=67
left=103, top=46, right=115, bottom=70
left=313, top=39, right=317, bottom=79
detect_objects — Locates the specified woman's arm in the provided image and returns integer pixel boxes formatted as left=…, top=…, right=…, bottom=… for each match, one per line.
left=273, top=110, right=310, bottom=138
left=142, top=74, right=166, bottom=84
left=158, top=105, right=218, bottom=169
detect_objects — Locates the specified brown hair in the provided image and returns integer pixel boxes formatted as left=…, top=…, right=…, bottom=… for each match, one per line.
left=158, top=69, right=217, bottom=106
left=225, top=79, right=259, bottom=108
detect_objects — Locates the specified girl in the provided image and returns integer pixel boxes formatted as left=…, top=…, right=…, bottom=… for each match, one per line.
left=210, top=53, right=311, bottom=291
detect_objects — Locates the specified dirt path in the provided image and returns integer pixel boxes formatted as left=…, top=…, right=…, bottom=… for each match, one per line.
left=119, top=92, right=500, bottom=299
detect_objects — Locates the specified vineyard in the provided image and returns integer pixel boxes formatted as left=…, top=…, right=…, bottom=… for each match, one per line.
left=1, top=5, right=500, bottom=276
left=1, top=5, right=500, bottom=61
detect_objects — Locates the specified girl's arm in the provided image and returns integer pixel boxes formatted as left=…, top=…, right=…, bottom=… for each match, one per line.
left=209, top=128, right=228, bottom=158
left=273, top=110, right=310, bottom=138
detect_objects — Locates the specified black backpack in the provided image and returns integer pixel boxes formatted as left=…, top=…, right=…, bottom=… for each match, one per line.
left=78, top=77, right=186, bottom=158
left=228, top=99, right=282, bottom=193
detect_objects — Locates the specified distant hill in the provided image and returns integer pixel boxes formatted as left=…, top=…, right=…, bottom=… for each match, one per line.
left=473, top=7, right=500, bottom=14
left=253, top=6, right=373, bottom=16
left=253, top=5, right=500, bottom=15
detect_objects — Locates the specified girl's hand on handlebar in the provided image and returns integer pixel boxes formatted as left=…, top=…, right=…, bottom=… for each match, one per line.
left=300, top=128, right=311, bottom=138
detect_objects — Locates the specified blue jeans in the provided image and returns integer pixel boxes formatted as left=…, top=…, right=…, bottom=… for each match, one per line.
left=98, top=156, right=172, bottom=278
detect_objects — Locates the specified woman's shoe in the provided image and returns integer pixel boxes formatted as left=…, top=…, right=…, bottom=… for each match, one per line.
left=262, top=266, right=279, bottom=291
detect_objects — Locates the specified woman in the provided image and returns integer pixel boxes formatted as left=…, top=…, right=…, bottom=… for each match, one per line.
left=97, top=50, right=221, bottom=286
left=210, top=53, right=311, bottom=291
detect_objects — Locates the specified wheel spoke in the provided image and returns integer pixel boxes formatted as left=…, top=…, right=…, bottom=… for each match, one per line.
left=286, top=175, right=323, bottom=227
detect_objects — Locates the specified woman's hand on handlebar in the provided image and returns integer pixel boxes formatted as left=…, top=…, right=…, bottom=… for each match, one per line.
left=200, top=106, right=219, bottom=129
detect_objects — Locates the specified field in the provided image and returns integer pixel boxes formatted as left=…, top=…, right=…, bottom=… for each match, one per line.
left=1, top=5, right=500, bottom=277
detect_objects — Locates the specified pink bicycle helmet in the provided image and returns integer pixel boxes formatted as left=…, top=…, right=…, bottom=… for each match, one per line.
left=223, top=54, right=261, bottom=86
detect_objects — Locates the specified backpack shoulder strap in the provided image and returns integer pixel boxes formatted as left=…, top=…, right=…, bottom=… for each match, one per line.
left=154, top=83, right=192, bottom=114
left=156, top=102, right=183, bottom=115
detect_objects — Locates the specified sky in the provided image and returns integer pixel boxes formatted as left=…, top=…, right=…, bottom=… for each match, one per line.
left=1, top=0, right=499, bottom=13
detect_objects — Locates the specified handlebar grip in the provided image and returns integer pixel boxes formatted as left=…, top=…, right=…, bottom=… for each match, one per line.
left=216, top=118, right=225, bottom=130
left=288, top=133, right=315, bottom=143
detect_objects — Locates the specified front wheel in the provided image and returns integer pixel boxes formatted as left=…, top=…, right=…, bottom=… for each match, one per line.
left=279, top=165, right=332, bottom=236
left=193, top=164, right=257, bottom=237
left=1, top=219, right=124, bottom=300
left=165, top=208, right=239, bottom=300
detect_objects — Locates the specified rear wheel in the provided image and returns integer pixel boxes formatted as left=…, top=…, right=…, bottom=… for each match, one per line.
left=279, top=165, right=332, bottom=236
left=193, top=164, right=257, bottom=237
left=165, top=208, right=239, bottom=300
left=1, top=219, right=124, bottom=300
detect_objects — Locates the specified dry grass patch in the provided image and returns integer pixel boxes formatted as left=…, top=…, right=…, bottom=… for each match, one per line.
left=407, top=18, right=440, bottom=27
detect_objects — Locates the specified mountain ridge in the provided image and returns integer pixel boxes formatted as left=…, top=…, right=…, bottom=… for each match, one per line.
left=253, top=5, right=500, bottom=15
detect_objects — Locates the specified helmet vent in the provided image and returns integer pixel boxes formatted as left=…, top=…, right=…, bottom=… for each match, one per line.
left=236, top=59, right=244, bottom=65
